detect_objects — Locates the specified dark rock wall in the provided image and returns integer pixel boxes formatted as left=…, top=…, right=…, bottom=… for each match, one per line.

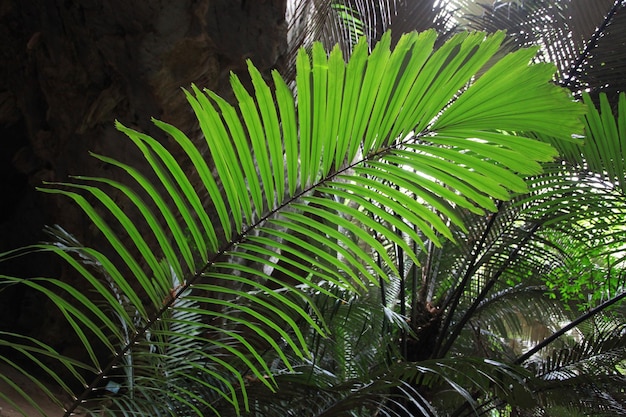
left=0, top=0, right=287, bottom=355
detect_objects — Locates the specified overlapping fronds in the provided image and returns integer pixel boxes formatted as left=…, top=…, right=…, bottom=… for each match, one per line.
left=283, top=0, right=459, bottom=81
left=387, top=357, right=535, bottom=415
left=467, top=285, right=570, bottom=353
left=462, top=0, right=622, bottom=92
left=425, top=200, right=571, bottom=359
left=212, top=283, right=410, bottom=417
left=445, top=321, right=625, bottom=416
left=534, top=322, right=626, bottom=378
left=524, top=321, right=626, bottom=416
left=0, top=29, right=584, bottom=416
left=516, top=155, right=626, bottom=311
left=229, top=356, right=535, bottom=417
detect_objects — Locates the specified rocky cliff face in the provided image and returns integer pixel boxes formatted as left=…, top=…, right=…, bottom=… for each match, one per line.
left=0, top=0, right=287, bottom=358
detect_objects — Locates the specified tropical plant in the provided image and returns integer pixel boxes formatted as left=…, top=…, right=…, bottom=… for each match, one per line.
left=0, top=19, right=589, bottom=417
left=276, top=1, right=626, bottom=416
left=3, top=0, right=626, bottom=416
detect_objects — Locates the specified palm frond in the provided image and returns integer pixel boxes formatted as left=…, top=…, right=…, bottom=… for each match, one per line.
left=516, top=158, right=626, bottom=311
left=462, top=0, right=622, bottom=91
left=525, top=321, right=626, bottom=416
left=459, top=285, right=571, bottom=358
left=0, top=30, right=583, bottom=416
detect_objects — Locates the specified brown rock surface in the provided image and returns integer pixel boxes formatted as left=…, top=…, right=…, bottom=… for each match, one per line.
left=0, top=0, right=287, bottom=399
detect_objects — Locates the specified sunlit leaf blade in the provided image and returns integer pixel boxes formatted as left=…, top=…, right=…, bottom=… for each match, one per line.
left=336, top=36, right=368, bottom=167
left=71, top=174, right=185, bottom=286
left=353, top=31, right=392, bottom=153
left=272, top=70, right=300, bottom=197
left=231, top=68, right=276, bottom=213
left=297, top=46, right=314, bottom=189
left=185, top=85, right=247, bottom=233
left=151, top=118, right=233, bottom=243
left=116, top=125, right=211, bottom=260
left=321, top=45, right=346, bottom=175
left=248, top=62, right=286, bottom=205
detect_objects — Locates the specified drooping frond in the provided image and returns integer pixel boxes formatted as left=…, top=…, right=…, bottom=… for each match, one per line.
left=464, top=285, right=571, bottom=357
left=430, top=199, right=572, bottom=359
left=516, top=158, right=626, bottom=311
left=526, top=321, right=626, bottom=416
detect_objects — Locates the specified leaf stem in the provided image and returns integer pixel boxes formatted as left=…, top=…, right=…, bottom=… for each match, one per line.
left=433, top=201, right=504, bottom=358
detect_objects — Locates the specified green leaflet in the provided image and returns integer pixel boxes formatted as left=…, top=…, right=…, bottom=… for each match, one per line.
left=72, top=174, right=185, bottom=288
left=297, top=46, right=314, bottom=188
left=301, top=194, right=408, bottom=271
left=38, top=187, right=162, bottom=308
left=57, top=182, right=169, bottom=295
left=0, top=332, right=92, bottom=385
left=87, top=152, right=197, bottom=274
left=190, top=281, right=310, bottom=358
left=322, top=45, right=346, bottom=175
left=0, top=354, right=65, bottom=415
left=116, top=123, right=211, bottom=259
left=272, top=69, right=300, bottom=197
left=231, top=68, right=276, bottom=212
left=314, top=185, right=431, bottom=256
left=152, top=118, right=233, bottom=242
left=248, top=62, right=286, bottom=204
left=377, top=31, right=436, bottom=148
left=283, top=207, right=387, bottom=287
left=186, top=85, right=248, bottom=232
left=582, top=92, right=626, bottom=192
left=210, top=261, right=326, bottom=336
left=353, top=32, right=392, bottom=154
left=338, top=36, right=369, bottom=167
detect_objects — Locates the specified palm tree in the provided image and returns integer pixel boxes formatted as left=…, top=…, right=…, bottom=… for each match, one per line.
left=267, top=1, right=626, bottom=415
left=1, top=1, right=625, bottom=416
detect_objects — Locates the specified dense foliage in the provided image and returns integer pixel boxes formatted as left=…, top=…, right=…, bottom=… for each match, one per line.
left=1, top=1, right=625, bottom=416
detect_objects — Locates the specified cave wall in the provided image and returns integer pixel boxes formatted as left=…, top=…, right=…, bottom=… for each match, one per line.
left=0, top=0, right=287, bottom=355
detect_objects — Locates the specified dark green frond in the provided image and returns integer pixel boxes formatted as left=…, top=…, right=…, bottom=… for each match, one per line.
left=527, top=321, right=626, bottom=416
left=462, top=0, right=626, bottom=113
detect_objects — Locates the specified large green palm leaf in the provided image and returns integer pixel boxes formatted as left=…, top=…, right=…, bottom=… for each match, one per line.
left=0, top=30, right=583, bottom=416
